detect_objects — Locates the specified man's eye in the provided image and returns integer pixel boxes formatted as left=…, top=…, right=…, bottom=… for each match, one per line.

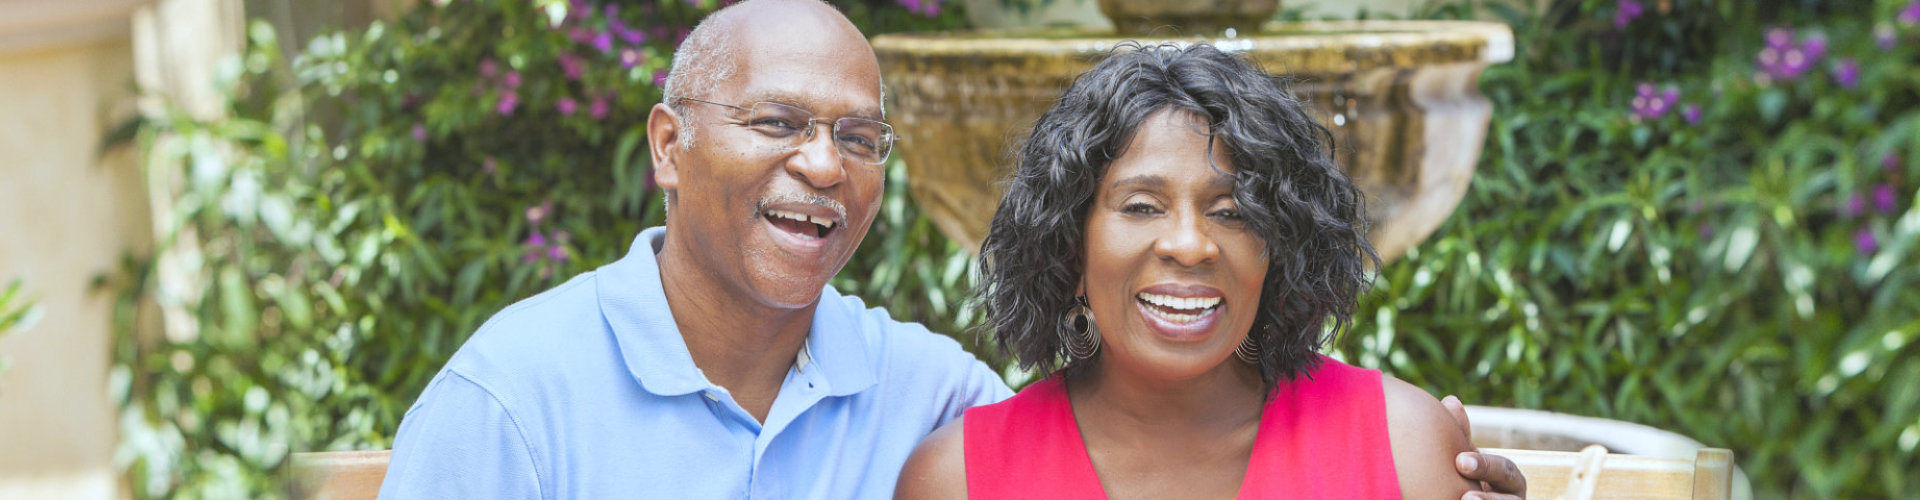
left=836, top=133, right=877, bottom=153
left=750, top=118, right=803, bottom=134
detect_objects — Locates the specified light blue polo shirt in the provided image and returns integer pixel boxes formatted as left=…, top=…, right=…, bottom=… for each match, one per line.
left=379, top=227, right=1012, bottom=499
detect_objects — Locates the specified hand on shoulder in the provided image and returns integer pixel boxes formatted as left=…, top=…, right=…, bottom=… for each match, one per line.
left=895, top=416, right=968, bottom=500
left=1382, top=376, right=1482, bottom=500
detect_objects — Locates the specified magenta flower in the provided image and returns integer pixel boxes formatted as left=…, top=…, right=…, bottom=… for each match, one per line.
left=1681, top=103, right=1701, bottom=124
left=1757, top=29, right=1824, bottom=81
left=1886, top=153, right=1903, bottom=173
left=412, top=123, right=427, bottom=142
left=1614, top=0, right=1644, bottom=29
left=480, top=58, right=499, bottom=78
left=1831, top=58, right=1860, bottom=89
left=496, top=91, right=519, bottom=116
left=1845, top=193, right=1866, bottom=217
left=548, top=245, right=570, bottom=263
left=504, top=71, right=522, bottom=89
left=525, top=201, right=554, bottom=225
left=593, top=31, right=615, bottom=53
left=590, top=95, right=611, bottom=120
left=569, top=27, right=595, bottom=45
left=557, top=96, right=579, bottom=116
left=558, top=53, right=585, bottom=81
left=1630, top=82, right=1680, bottom=121
left=1901, top=1, right=1920, bottom=26
left=620, top=47, right=644, bottom=69
left=1876, top=24, right=1898, bottom=50
left=1856, top=227, right=1879, bottom=254
left=653, top=69, right=669, bottom=87
left=523, top=231, right=549, bottom=262
left=1874, top=184, right=1899, bottom=214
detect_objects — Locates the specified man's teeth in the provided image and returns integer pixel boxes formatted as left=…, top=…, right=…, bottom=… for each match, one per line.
left=1136, top=292, right=1221, bottom=311
left=766, top=209, right=835, bottom=230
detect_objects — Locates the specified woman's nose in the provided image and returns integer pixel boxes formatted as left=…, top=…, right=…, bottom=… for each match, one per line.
left=1153, top=211, right=1220, bottom=267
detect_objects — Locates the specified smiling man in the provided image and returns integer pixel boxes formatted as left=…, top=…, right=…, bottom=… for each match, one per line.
left=378, top=1, right=1524, bottom=498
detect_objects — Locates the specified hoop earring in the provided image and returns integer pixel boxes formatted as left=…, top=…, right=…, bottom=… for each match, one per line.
left=1235, top=334, right=1260, bottom=364
left=1061, top=297, right=1101, bottom=359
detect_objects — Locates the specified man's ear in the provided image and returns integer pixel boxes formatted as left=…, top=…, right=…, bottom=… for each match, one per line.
left=647, top=102, right=683, bottom=193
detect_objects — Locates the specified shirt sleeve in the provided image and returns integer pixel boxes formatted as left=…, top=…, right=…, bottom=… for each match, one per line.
left=934, top=352, right=1014, bottom=427
left=378, top=369, right=544, bottom=500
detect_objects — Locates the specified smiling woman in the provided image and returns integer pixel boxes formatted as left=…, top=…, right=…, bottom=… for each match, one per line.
left=894, top=42, right=1480, bottom=499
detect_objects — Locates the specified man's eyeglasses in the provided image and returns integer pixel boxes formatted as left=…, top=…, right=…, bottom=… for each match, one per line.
left=677, top=97, right=896, bottom=165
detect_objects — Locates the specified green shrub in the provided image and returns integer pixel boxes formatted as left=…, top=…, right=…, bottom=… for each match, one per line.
left=1330, top=1, right=1920, bottom=497
left=111, top=0, right=964, bottom=497
left=0, top=278, right=42, bottom=375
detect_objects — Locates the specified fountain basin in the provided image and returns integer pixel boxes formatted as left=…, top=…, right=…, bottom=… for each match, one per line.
left=873, top=21, right=1514, bottom=261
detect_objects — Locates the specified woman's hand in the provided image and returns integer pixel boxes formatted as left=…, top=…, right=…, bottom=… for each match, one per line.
left=1442, top=395, right=1528, bottom=500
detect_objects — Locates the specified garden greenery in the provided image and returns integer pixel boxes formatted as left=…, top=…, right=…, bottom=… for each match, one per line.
left=0, top=278, right=41, bottom=375
left=114, top=0, right=1916, bottom=498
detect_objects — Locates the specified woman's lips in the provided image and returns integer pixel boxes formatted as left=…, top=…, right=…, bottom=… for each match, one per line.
left=1133, top=289, right=1224, bottom=340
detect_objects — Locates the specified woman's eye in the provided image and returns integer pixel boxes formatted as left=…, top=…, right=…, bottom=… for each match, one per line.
left=1212, top=208, right=1244, bottom=220
left=1122, top=202, right=1160, bottom=215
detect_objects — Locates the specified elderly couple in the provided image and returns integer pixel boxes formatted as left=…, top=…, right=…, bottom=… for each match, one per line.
left=378, top=0, right=1528, bottom=498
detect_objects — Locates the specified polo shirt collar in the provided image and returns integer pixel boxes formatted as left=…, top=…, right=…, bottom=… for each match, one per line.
left=598, top=227, right=877, bottom=398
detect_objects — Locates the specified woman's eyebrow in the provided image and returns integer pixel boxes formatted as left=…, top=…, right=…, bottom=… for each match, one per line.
left=1108, top=174, right=1166, bottom=193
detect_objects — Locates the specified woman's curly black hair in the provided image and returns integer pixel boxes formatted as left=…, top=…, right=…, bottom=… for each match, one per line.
left=972, top=42, right=1381, bottom=393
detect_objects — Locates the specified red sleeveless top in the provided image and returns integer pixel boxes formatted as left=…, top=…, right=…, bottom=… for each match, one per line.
left=962, top=355, right=1400, bottom=499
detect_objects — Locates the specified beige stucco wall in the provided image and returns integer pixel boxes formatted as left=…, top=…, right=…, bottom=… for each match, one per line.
left=0, top=38, right=146, bottom=499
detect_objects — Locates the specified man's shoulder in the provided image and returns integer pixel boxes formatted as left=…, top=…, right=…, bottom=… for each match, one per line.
left=822, top=291, right=971, bottom=360
left=443, top=271, right=614, bottom=386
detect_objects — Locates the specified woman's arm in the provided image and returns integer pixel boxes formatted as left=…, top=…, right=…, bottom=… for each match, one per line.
left=894, top=416, right=969, bottom=500
left=1383, top=377, right=1483, bottom=499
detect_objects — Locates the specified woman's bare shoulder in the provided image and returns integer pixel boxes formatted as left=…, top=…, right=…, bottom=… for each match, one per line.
left=1380, top=376, right=1480, bottom=500
left=894, top=416, right=968, bottom=500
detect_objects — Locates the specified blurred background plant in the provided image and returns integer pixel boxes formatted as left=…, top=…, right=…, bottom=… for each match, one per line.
left=111, top=0, right=1918, bottom=498
left=0, top=279, right=44, bottom=376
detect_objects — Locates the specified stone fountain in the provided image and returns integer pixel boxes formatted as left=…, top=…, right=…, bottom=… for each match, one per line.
left=872, top=2, right=1513, bottom=263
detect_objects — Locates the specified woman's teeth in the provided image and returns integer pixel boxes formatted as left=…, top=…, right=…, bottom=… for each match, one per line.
left=1136, top=292, right=1221, bottom=324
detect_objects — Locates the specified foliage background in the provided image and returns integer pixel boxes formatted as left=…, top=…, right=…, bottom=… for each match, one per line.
left=112, top=0, right=1919, bottom=498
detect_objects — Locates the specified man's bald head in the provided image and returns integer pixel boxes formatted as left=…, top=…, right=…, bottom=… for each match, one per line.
left=662, top=0, right=882, bottom=149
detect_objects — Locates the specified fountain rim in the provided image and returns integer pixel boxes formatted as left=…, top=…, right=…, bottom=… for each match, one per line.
left=871, top=20, right=1514, bottom=66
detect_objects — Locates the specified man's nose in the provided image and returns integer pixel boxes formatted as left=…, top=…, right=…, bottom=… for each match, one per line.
left=1154, top=211, right=1220, bottom=267
left=786, top=122, right=846, bottom=189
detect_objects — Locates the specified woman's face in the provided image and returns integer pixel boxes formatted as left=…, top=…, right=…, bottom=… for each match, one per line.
left=1081, top=108, right=1269, bottom=383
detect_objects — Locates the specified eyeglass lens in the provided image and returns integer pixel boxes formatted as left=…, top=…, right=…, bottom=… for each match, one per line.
left=743, top=102, right=892, bottom=164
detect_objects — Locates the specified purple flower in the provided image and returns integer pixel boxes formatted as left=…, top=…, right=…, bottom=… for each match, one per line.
left=412, top=123, right=427, bottom=142
left=480, top=58, right=499, bottom=78
left=653, top=69, right=669, bottom=87
left=556, top=96, right=578, bottom=116
left=590, top=95, right=611, bottom=120
left=548, top=245, right=570, bottom=263
left=620, top=47, right=644, bottom=69
left=1831, top=58, right=1860, bottom=89
left=503, top=71, right=522, bottom=89
left=1614, top=0, right=1644, bottom=29
left=1876, top=24, right=1898, bottom=50
left=1886, top=153, right=1903, bottom=173
left=1757, top=30, right=1823, bottom=81
left=569, top=27, right=595, bottom=45
left=1874, top=184, right=1899, bottom=214
left=558, top=53, right=585, bottom=81
left=1630, top=82, right=1680, bottom=121
left=525, top=201, right=554, bottom=225
left=496, top=91, right=519, bottom=116
left=1901, top=1, right=1920, bottom=27
left=1681, top=103, right=1701, bottom=124
left=1856, top=227, right=1879, bottom=254
left=523, top=231, right=549, bottom=262
left=593, top=31, right=615, bottom=53
left=1845, top=193, right=1866, bottom=217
